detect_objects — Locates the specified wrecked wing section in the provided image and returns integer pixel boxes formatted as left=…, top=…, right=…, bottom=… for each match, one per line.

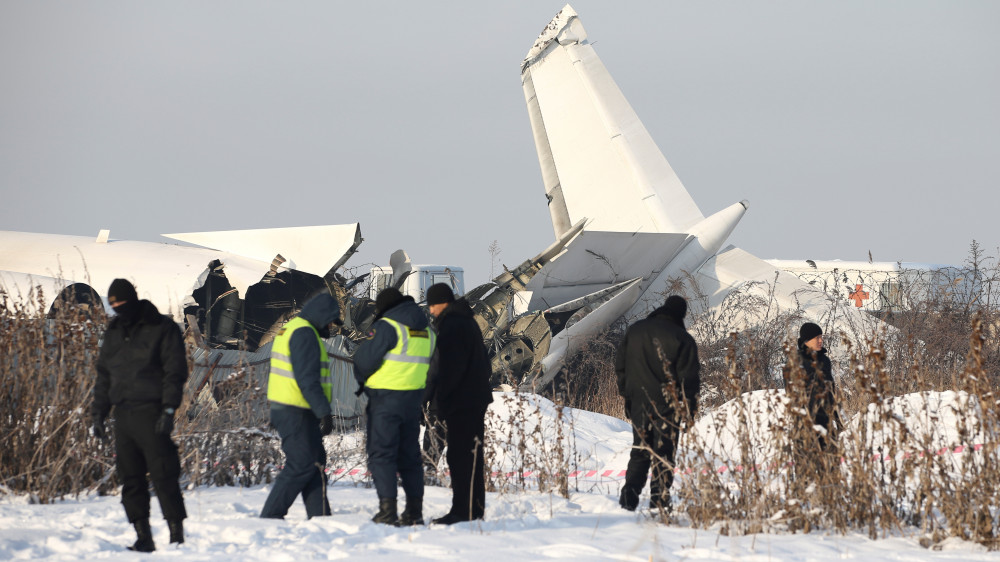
left=520, top=277, right=644, bottom=391
left=163, top=224, right=362, bottom=279
left=524, top=230, right=691, bottom=310
left=521, top=5, right=704, bottom=236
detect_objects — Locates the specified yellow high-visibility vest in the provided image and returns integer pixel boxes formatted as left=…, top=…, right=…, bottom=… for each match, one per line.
left=365, top=317, right=435, bottom=390
left=267, top=316, right=332, bottom=408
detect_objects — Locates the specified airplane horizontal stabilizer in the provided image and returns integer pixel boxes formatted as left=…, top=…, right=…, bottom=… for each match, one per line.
left=524, top=230, right=691, bottom=310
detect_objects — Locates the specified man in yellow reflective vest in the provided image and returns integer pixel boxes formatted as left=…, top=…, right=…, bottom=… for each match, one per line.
left=352, top=287, right=435, bottom=526
left=260, top=293, right=342, bottom=520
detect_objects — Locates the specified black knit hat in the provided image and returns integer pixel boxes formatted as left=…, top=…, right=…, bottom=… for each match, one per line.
left=107, top=278, right=138, bottom=305
left=426, top=283, right=455, bottom=306
left=662, top=295, right=687, bottom=322
left=799, top=322, right=823, bottom=343
left=374, top=287, right=405, bottom=316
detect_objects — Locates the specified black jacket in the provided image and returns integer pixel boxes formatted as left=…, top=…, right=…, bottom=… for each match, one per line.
left=425, top=299, right=493, bottom=418
left=791, top=341, right=837, bottom=428
left=92, top=300, right=188, bottom=418
left=615, top=305, right=701, bottom=421
left=276, top=293, right=341, bottom=418
left=352, top=296, right=429, bottom=387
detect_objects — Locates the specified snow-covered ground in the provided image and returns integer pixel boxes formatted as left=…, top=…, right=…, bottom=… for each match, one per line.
left=0, top=392, right=995, bottom=560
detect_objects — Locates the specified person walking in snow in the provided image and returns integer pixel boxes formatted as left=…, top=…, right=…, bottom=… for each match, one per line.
left=91, top=278, right=189, bottom=552
left=786, top=322, right=839, bottom=451
left=615, top=295, right=701, bottom=515
left=260, top=292, right=342, bottom=520
left=423, top=283, right=493, bottom=525
left=353, top=287, right=435, bottom=526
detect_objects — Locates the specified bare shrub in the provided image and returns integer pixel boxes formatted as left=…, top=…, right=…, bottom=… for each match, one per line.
left=559, top=323, right=627, bottom=420
left=0, top=282, right=366, bottom=501
left=483, top=389, right=576, bottom=498
left=0, top=284, right=113, bottom=502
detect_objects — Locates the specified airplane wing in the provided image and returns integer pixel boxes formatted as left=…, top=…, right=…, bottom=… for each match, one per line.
left=163, top=223, right=362, bottom=279
left=521, top=5, right=704, bottom=238
left=0, top=225, right=362, bottom=319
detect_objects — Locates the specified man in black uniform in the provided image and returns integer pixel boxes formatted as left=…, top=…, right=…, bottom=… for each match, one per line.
left=423, top=283, right=493, bottom=524
left=91, top=279, right=189, bottom=552
left=615, top=295, right=700, bottom=515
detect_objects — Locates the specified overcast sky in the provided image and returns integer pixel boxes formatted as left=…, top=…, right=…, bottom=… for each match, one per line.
left=2, top=2, right=998, bottom=288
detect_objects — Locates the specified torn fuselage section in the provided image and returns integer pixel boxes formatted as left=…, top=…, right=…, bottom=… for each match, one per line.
left=173, top=224, right=368, bottom=352
left=471, top=274, right=642, bottom=389
left=184, top=262, right=329, bottom=351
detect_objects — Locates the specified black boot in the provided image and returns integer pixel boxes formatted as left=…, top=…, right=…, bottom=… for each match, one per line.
left=619, top=486, right=639, bottom=512
left=398, top=496, right=423, bottom=526
left=371, top=497, right=398, bottom=525
left=127, top=519, right=155, bottom=552
left=168, top=519, right=184, bottom=544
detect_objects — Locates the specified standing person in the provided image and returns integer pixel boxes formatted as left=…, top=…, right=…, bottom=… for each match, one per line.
left=91, top=279, right=189, bottom=552
left=423, top=283, right=493, bottom=525
left=260, top=293, right=341, bottom=520
left=353, top=287, right=435, bottom=526
left=788, top=322, right=838, bottom=450
left=615, top=295, right=700, bottom=515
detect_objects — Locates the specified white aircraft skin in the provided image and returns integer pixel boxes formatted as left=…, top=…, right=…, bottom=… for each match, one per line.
left=516, top=6, right=882, bottom=386
left=0, top=224, right=361, bottom=322
left=1, top=7, right=892, bottom=390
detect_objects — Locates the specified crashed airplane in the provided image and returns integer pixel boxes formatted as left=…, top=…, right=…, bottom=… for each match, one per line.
left=464, top=5, right=883, bottom=390
left=1, top=5, right=886, bottom=414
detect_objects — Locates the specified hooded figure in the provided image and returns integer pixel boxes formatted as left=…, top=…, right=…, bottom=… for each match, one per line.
left=615, top=295, right=701, bottom=514
left=260, top=292, right=342, bottom=520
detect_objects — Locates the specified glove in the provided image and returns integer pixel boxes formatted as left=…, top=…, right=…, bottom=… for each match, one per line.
left=154, top=411, right=175, bottom=436
left=92, top=415, right=108, bottom=441
left=319, top=414, right=334, bottom=436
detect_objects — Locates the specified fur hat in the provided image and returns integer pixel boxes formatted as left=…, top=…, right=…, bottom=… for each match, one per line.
left=426, top=283, right=455, bottom=306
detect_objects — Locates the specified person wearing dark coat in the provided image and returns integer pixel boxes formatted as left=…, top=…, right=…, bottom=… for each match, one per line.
left=423, top=283, right=494, bottom=525
left=615, top=295, right=701, bottom=514
left=260, top=293, right=342, bottom=520
left=353, top=288, right=435, bottom=526
left=91, top=278, right=189, bottom=552
left=787, top=322, right=839, bottom=451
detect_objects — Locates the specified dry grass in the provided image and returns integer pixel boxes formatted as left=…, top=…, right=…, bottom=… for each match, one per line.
left=3, top=245, right=1000, bottom=549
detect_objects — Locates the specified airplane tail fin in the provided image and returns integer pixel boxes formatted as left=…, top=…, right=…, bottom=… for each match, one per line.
left=521, top=5, right=704, bottom=238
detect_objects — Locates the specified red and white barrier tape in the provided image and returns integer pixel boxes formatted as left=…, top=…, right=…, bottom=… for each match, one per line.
left=228, top=443, right=988, bottom=481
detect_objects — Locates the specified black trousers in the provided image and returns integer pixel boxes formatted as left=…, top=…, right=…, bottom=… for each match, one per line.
left=366, top=389, right=424, bottom=501
left=114, top=404, right=186, bottom=523
left=260, top=406, right=330, bottom=519
left=444, top=408, right=487, bottom=519
left=621, top=411, right=679, bottom=510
